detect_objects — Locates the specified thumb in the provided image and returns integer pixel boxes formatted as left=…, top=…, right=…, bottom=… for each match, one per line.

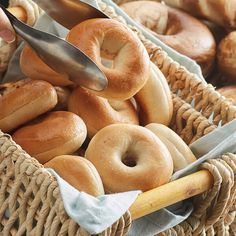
left=0, top=8, right=16, bottom=43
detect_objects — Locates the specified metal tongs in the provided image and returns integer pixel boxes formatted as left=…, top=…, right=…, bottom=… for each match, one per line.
left=0, top=4, right=108, bottom=91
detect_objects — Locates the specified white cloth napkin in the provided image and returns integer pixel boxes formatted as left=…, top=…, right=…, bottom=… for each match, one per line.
left=45, top=169, right=140, bottom=234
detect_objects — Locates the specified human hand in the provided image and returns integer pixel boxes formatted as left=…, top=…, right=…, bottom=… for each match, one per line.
left=0, top=8, right=15, bottom=43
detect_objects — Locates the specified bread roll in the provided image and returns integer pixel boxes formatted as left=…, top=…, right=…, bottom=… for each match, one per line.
left=0, top=79, right=57, bottom=133
left=146, top=123, right=196, bottom=172
left=12, top=111, right=87, bottom=164
left=44, top=155, right=104, bottom=196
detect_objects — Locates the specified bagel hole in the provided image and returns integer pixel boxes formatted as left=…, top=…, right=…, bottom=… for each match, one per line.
left=101, top=58, right=113, bottom=68
left=100, top=36, right=125, bottom=69
left=122, top=154, right=137, bottom=167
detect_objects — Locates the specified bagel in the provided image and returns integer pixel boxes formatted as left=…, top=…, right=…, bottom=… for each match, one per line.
left=44, top=155, right=104, bottom=196
left=217, top=32, right=236, bottom=82
left=85, top=124, right=173, bottom=193
left=68, top=86, right=139, bottom=138
left=66, top=18, right=150, bottom=100
left=12, top=111, right=87, bottom=164
left=20, top=45, right=74, bottom=86
left=0, top=79, right=57, bottom=133
left=120, top=1, right=216, bottom=76
left=134, top=62, right=173, bottom=126
left=161, top=0, right=236, bottom=30
left=146, top=123, right=196, bottom=172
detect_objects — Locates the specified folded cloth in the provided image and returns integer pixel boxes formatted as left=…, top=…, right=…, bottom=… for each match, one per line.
left=46, top=169, right=140, bottom=235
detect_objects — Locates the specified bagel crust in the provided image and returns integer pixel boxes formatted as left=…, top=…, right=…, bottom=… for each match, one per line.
left=12, top=111, right=87, bottom=164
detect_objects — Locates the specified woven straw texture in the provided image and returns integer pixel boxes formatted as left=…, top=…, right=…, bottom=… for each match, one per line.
left=0, top=132, right=132, bottom=235
left=1, top=0, right=236, bottom=235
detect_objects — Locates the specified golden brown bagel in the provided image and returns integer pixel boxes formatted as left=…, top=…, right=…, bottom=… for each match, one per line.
left=161, top=0, right=236, bottom=30
left=134, top=62, right=173, bottom=126
left=20, top=45, right=74, bottom=86
left=217, top=85, right=236, bottom=105
left=12, top=111, right=87, bottom=164
left=66, top=18, right=150, bottom=100
left=146, top=123, right=196, bottom=172
left=44, top=155, right=104, bottom=196
left=217, top=32, right=236, bottom=82
left=68, top=86, right=139, bottom=138
left=85, top=124, right=173, bottom=193
left=0, top=79, right=57, bottom=133
left=120, top=1, right=216, bottom=76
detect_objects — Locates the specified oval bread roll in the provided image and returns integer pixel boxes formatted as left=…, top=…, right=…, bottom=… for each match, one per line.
left=0, top=79, right=57, bottom=133
left=146, top=123, right=196, bottom=171
left=12, top=111, right=87, bottom=164
left=45, top=155, right=104, bottom=196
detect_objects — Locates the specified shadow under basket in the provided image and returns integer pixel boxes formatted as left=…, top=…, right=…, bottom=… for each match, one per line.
left=1, top=0, right=236, bottom=235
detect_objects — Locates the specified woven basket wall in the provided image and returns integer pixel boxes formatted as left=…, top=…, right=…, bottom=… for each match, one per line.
left=1, top=0, right=236, bottom=235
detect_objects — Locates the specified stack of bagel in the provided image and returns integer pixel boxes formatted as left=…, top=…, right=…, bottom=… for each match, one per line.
left=119, top=0, right=236, bottom=105
left=0, top=18, right=197, bottom=195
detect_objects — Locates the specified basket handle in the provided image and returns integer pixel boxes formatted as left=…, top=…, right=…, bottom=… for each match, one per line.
left=130, top=170, right=213, bottom=220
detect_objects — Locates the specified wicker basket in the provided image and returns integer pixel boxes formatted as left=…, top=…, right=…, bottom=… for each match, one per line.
left=1, top=1, right=236, bottom=235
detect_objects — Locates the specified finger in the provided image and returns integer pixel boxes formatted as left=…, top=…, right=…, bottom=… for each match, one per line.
left=0, top=8, right=16, bottom=43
